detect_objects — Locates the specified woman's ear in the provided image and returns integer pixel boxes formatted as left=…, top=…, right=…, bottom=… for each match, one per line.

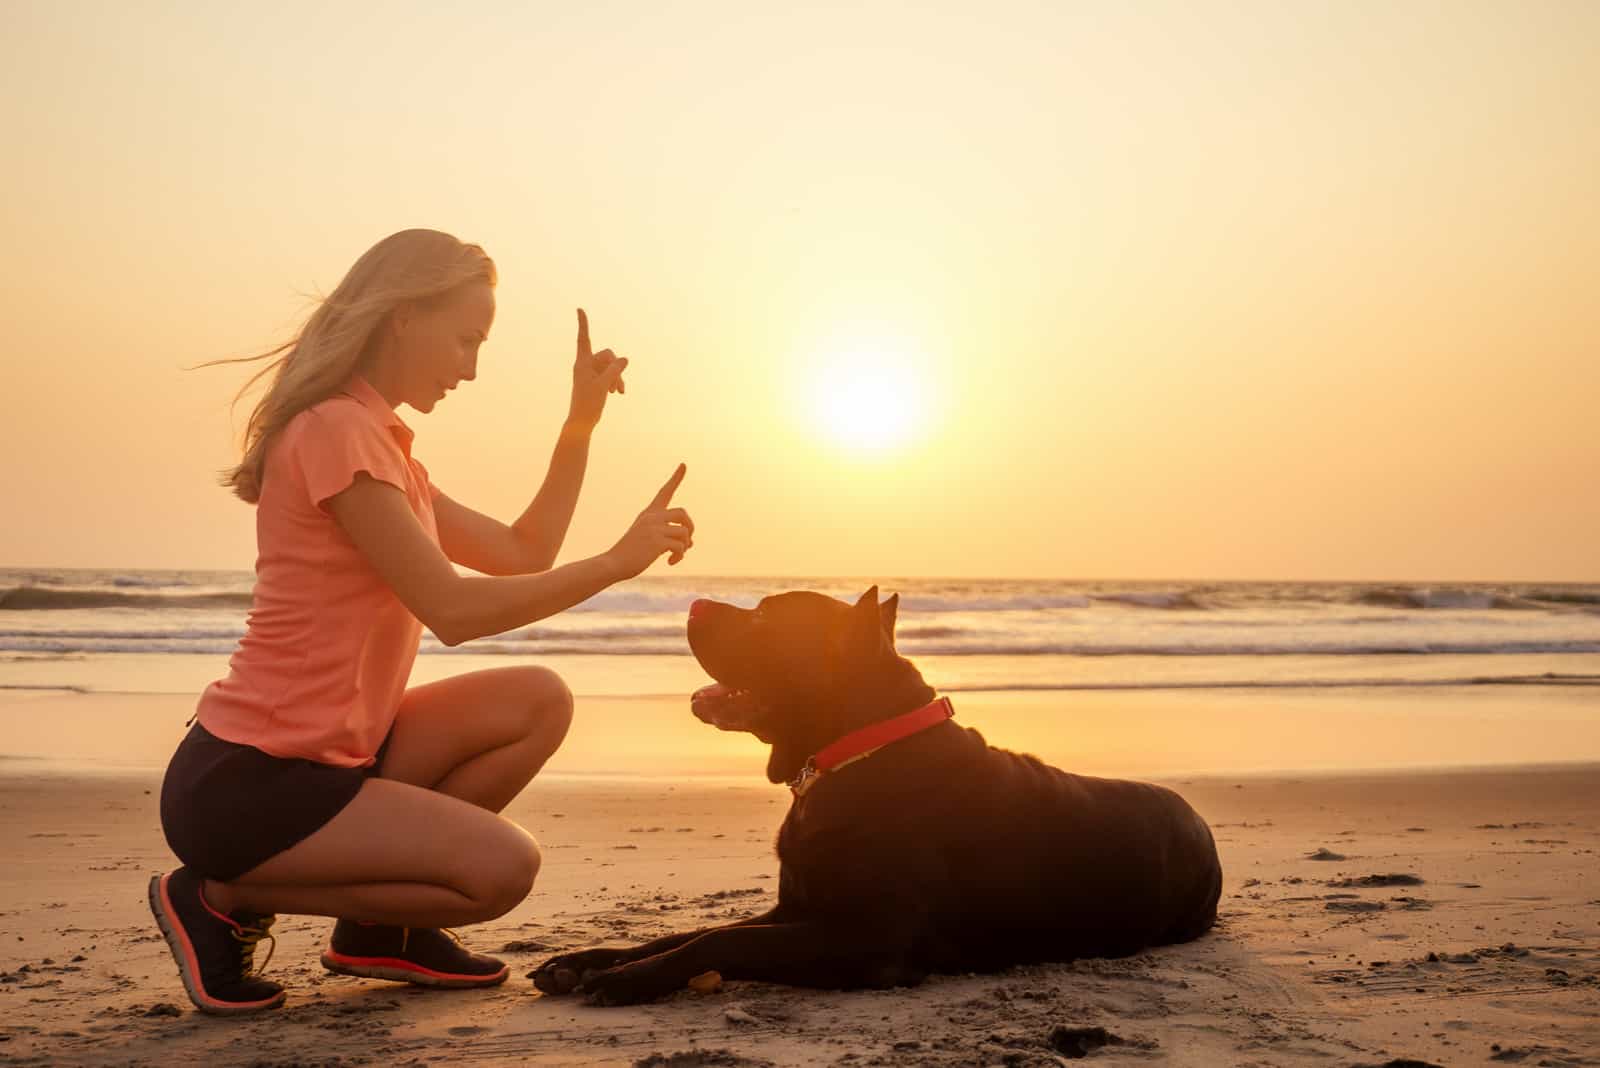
left=390, top=302, right=412, bottom=336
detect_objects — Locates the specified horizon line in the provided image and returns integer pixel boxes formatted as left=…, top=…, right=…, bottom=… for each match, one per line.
left=1, top=564, right=1595, bottom=587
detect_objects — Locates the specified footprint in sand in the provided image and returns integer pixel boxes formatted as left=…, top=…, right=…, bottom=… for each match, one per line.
left=1328, top=873, right=1424, bottom=888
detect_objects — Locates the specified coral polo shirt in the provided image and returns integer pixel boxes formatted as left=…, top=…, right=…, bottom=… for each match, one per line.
left=195, top=375, right=440, bottom=768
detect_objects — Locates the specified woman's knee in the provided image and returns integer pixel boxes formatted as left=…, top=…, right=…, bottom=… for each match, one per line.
left=515, top=666, right=572, bottom=748
left=474, top=824, right=541, bottom=918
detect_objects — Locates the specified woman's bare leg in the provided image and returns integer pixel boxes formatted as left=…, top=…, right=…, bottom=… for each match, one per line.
left=202, top=666, right=573, bottom=924
left=377, top=665, right=573, bottom=811
left=206, top=778, right=538, bottom=926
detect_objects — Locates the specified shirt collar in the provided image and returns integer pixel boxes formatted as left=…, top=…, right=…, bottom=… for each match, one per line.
left=341, top=375, right=415, bottom=451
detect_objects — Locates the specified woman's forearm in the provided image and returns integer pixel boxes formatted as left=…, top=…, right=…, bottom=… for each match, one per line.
left=433, top=551, right=619, bottom=646
left=509, top=420, right=593, bottom=571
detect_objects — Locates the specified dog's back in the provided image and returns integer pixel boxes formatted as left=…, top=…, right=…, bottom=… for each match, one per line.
left=777, top=721, right=1222, bottom=972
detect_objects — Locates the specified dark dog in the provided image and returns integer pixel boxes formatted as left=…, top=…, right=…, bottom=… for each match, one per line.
left=532, top=587, right=1222, bottom=1005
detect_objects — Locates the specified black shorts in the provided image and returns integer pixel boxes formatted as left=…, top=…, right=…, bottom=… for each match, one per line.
left=159, top=723, right=393, bottom=883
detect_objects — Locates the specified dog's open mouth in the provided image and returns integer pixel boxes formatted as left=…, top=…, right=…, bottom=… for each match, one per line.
left=691, top=681, right=767, bottom=735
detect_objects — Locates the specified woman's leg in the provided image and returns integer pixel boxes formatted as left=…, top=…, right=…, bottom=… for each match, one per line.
left=207, top=778, right=538, bottom=926
left=206, top=666, right=574, bottom=924
left=377, top=665, right=573, bottom=811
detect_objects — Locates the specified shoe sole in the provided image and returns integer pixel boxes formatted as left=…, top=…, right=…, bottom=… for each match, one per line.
left=147, top=873, right=287, bottom=1016
left=320, top=950, right=509, bottom=989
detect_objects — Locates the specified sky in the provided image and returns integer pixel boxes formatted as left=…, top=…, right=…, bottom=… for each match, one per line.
left=2, top=1, right=1596, bottom=581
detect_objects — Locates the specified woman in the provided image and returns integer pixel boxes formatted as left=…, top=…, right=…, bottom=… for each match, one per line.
left=149, top=229, right=693, bottom=1015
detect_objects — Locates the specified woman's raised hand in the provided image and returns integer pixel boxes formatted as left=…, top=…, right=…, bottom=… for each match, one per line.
left=605, top=464, right=694, bottom=580
left=568, top=308, right=628, bottom=431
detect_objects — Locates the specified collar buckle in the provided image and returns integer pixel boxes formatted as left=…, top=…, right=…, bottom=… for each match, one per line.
left=788, top=758, right=818, bottom=796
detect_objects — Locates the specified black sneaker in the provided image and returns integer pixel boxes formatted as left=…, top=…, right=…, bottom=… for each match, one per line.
left=147, top=868, right=286, bottom=1015
left=321, top=920, right=508, bottom=988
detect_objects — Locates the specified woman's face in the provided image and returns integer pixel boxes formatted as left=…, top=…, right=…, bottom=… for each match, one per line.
left=394, top=281, right=495, bottom=413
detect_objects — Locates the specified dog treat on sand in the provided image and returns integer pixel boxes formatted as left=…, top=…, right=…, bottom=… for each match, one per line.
left=688, top=970, right=723, bottom=994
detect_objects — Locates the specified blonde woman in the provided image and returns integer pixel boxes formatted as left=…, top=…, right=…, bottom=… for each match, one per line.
left=148, top=229, right=693, bottom=1014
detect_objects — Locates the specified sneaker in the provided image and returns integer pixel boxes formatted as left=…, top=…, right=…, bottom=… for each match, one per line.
left=147, top=868, right=286, bottom=1015
left=321, top=920, right=509, bottom=988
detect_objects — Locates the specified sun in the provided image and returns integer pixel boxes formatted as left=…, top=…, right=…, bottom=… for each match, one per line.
left=807, top=346, right=929, bottom=453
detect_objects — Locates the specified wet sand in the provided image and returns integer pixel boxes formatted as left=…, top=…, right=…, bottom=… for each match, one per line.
left=6, top=681, right=1600, bottom=778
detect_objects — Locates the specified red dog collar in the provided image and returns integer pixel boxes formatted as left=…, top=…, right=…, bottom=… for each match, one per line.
left=790, top=697, right=954, bottom=796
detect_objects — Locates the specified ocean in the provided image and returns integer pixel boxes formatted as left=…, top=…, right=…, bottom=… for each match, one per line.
left=2, top=569, right=1597, bottom=701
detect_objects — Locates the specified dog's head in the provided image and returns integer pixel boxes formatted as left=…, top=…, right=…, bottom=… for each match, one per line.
left=687, top=586, right=935, bottom=784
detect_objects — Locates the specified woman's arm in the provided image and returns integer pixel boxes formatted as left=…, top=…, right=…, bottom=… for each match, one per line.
left=431, top=492, right=542, bottom=577
left=432, top=423, right=592, bottom=576
left=508, top=420, right=593, bottom=569
left=329, top=466, right=690, bottom=646
left=506, top=308, right=632, bottom=567
left=434, top=310, right=628, bottom=575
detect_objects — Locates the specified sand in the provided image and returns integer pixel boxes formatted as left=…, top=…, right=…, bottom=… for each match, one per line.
left=2, top=693, right=1598, bottom=1066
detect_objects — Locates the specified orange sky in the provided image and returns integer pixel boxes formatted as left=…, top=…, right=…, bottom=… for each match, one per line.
left=2, top=2, right=1596, bottom=581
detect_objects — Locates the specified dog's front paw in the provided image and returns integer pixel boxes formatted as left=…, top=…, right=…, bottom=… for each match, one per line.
left=579, top=962, right=681, bottom=1006
left=530, top=948, right=634, bottom=995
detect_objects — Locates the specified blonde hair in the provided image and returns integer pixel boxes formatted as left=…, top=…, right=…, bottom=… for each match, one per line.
left=210, top=229, right=496, bottom=503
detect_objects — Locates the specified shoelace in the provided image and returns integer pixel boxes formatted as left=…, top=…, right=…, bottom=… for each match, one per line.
left=356, top=920, right=464, bottom=952
left=232, top=914, right=277, bottom=976
left=395, top=927, right=464, bottom=954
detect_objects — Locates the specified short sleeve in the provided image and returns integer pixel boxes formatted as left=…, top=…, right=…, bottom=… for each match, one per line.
left=292, top=405, right=412, bottom=511
left=412, top=456, right=443, bottom=500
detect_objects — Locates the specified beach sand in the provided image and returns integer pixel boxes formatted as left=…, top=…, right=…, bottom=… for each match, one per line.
left=2, top=692, right=1598, bottom=1066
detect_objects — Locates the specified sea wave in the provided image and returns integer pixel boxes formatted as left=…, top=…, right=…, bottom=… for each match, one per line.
left=5, top=675, right=1593, bottom=697
left=566, top=590, right=1107, bottom=614
left=1523, top=588, right=1600, bottom=607
left=0, top=682, right=89, bottom=693
left=0, top=627, right=247, bottom=641
left=110, top=574, right=203, bottom=589
left=896, top=625, right=967, bottom=639
left=0, top=586, right=253, bottom=611
left=1357, top=587, right=1533, bottom=611
left=11, top=635, right=1598, bottom=657
left=6, top=576, right=1600, bottom=617
left=1091, top=591, right=1209, bottom=610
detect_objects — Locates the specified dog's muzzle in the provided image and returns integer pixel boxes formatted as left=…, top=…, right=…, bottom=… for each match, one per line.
left=691, top=682, right=766, bottom=734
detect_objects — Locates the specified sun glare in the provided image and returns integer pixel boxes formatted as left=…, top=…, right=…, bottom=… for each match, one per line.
left=808, top=346, right=929, bottom=453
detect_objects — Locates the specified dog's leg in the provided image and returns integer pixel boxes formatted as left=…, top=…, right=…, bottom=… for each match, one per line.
left=579, top=920, right=919, bottom=1005
left=532, top=907, right=785, bottom=994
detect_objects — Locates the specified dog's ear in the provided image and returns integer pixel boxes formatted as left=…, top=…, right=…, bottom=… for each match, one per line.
left=880, top=592, right=899, bottom=648
left=850, top=586, right=885, bottom=655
